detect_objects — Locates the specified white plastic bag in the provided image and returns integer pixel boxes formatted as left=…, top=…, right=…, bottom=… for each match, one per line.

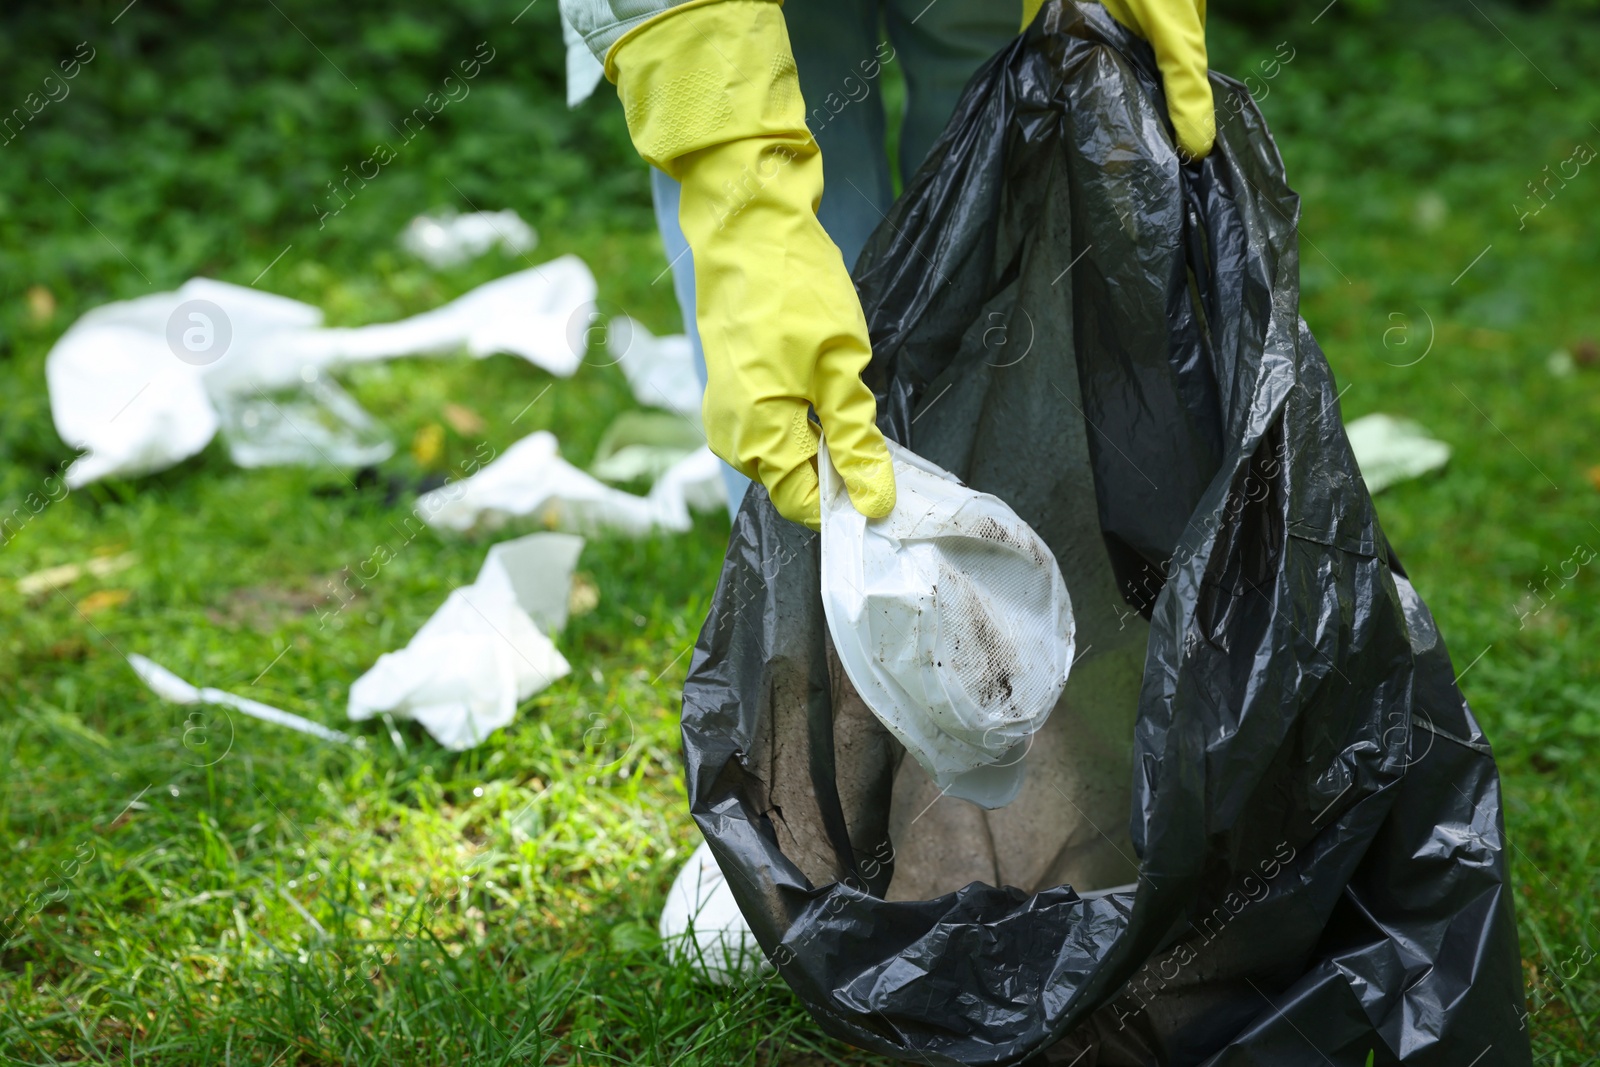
left=658, top=840, right=768, bottom=985
left=818, top=440, right=1075, bottom=809
left=416, top=430, right=724, bottom=537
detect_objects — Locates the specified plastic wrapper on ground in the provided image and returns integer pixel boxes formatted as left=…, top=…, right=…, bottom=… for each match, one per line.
left=418, top=429, right=724, bottom=537
left=1344, top=413, right=1451, bottom=493
left=658, top=839, right=770, bottom=986
left=679, top=3, right=1529, bottom=1063
left=607, top=317, right=704, bottom=419
left=128, top=653, right=357, bottom=746
left=590, top=410, right=707, bottom=484
left=45, top=259, right=595, bottom=486
left=347, top=532, right=584, bottom=750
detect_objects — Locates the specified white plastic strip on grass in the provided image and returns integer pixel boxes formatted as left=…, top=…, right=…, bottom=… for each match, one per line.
left=127, top=653, right=357, bottom=745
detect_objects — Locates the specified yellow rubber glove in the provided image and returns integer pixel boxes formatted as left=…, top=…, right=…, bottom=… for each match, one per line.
left=609, top=0, right=895, bottom=531
left=1023, top=0, right=1214, bottom=160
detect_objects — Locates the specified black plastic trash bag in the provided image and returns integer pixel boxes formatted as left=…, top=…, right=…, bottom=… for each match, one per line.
left=679, top=3, right=1530, bottom=1063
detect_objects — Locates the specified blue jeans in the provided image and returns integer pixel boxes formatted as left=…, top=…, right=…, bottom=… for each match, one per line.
left=651, top=0, right=1018, bottom=518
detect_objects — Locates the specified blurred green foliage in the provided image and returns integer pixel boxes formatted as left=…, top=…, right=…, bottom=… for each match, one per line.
left=1218, top=0, right=1600, bottom=23
left=0, top=0, right=648, bottom=315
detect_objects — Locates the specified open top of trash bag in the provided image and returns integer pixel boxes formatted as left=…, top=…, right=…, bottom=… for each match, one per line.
left=679, top=3, right=1527, bottom=1064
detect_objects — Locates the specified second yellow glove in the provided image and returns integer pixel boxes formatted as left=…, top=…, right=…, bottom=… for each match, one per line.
left=1023, top=0, right=1215, bottom=160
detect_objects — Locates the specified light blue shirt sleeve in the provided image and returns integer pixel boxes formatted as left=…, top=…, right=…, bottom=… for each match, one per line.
left=558, top=0, right=690, bottom=64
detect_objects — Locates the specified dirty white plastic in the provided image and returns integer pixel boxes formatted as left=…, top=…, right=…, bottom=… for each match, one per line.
left=658, top=839, right=768, bottom=985
left=818, top=440, right=1075, bottom=809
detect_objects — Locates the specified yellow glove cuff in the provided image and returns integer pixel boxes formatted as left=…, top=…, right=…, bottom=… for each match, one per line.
left=609, top=0, right=804, bottom=176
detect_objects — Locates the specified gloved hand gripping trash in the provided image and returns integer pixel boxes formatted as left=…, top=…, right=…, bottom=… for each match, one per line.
left=818, top=440, right=1075, bottom=809
left=609, top=0, right=897, bottom=531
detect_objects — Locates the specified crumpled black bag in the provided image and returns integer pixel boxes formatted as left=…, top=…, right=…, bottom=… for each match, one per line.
left=678, top=2, right=1530, bottom=1063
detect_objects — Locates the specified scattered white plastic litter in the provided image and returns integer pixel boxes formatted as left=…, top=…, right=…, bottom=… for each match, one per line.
left=818, top=440, right=1075, bottom=810
left=1345, top=413, right=1451, bottom=493
left=46, top=259, right=596, bottom=487
left=212, top=372, right=394, bottom=469
left=305, top=258, right=595, bottom=376
left=658, top=839, right=768, bottom=985
left=589, top=410, right=706, bottom=485
left=400, top=210, right=537, bottom=268
left=348, top=532, right=584, bottom=750
left=418, top=430, right=724, bottom=537
left=608, top=317, right=703, bottom=420
left=127, top=653, right=357, bottom=745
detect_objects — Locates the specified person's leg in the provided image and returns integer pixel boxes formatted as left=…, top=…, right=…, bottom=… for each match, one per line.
left=884, top=0, right=1018, bottom=181
left=650, top=167, right=751, bottom=518
left=785, top=0, right=894, bottom=270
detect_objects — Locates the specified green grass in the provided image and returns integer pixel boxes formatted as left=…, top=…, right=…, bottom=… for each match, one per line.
left=3, top=0, right=1599, bottom=1062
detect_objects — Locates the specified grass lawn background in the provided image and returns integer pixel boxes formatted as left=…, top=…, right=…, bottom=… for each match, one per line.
left=1, top=0, right=1597, bottom=1061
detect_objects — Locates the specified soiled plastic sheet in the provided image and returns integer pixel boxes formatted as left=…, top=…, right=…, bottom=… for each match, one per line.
left=680, top=3, right=1529, bottom=1063
left=818, top=439, right=1076, bottom=810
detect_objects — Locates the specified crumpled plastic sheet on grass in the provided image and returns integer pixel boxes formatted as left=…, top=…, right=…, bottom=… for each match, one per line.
left=608, top=317, right=703, bottom=420
left=348, top=532, right=583, bottom=750
left=1344, top=412, right=1451, bottom=493
left=212, top=372, right=395, bottom=469
left=46, top=258, right=596, bottom=487
left=127, top=653, right=358, bottom=746
left=418, top=429, right=724, bottom=537
left=589, top=410, right=707, bottom=485
left=681, top=3, right=1529, bottom=1063
left=400, top=210, right=537, bottom=268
